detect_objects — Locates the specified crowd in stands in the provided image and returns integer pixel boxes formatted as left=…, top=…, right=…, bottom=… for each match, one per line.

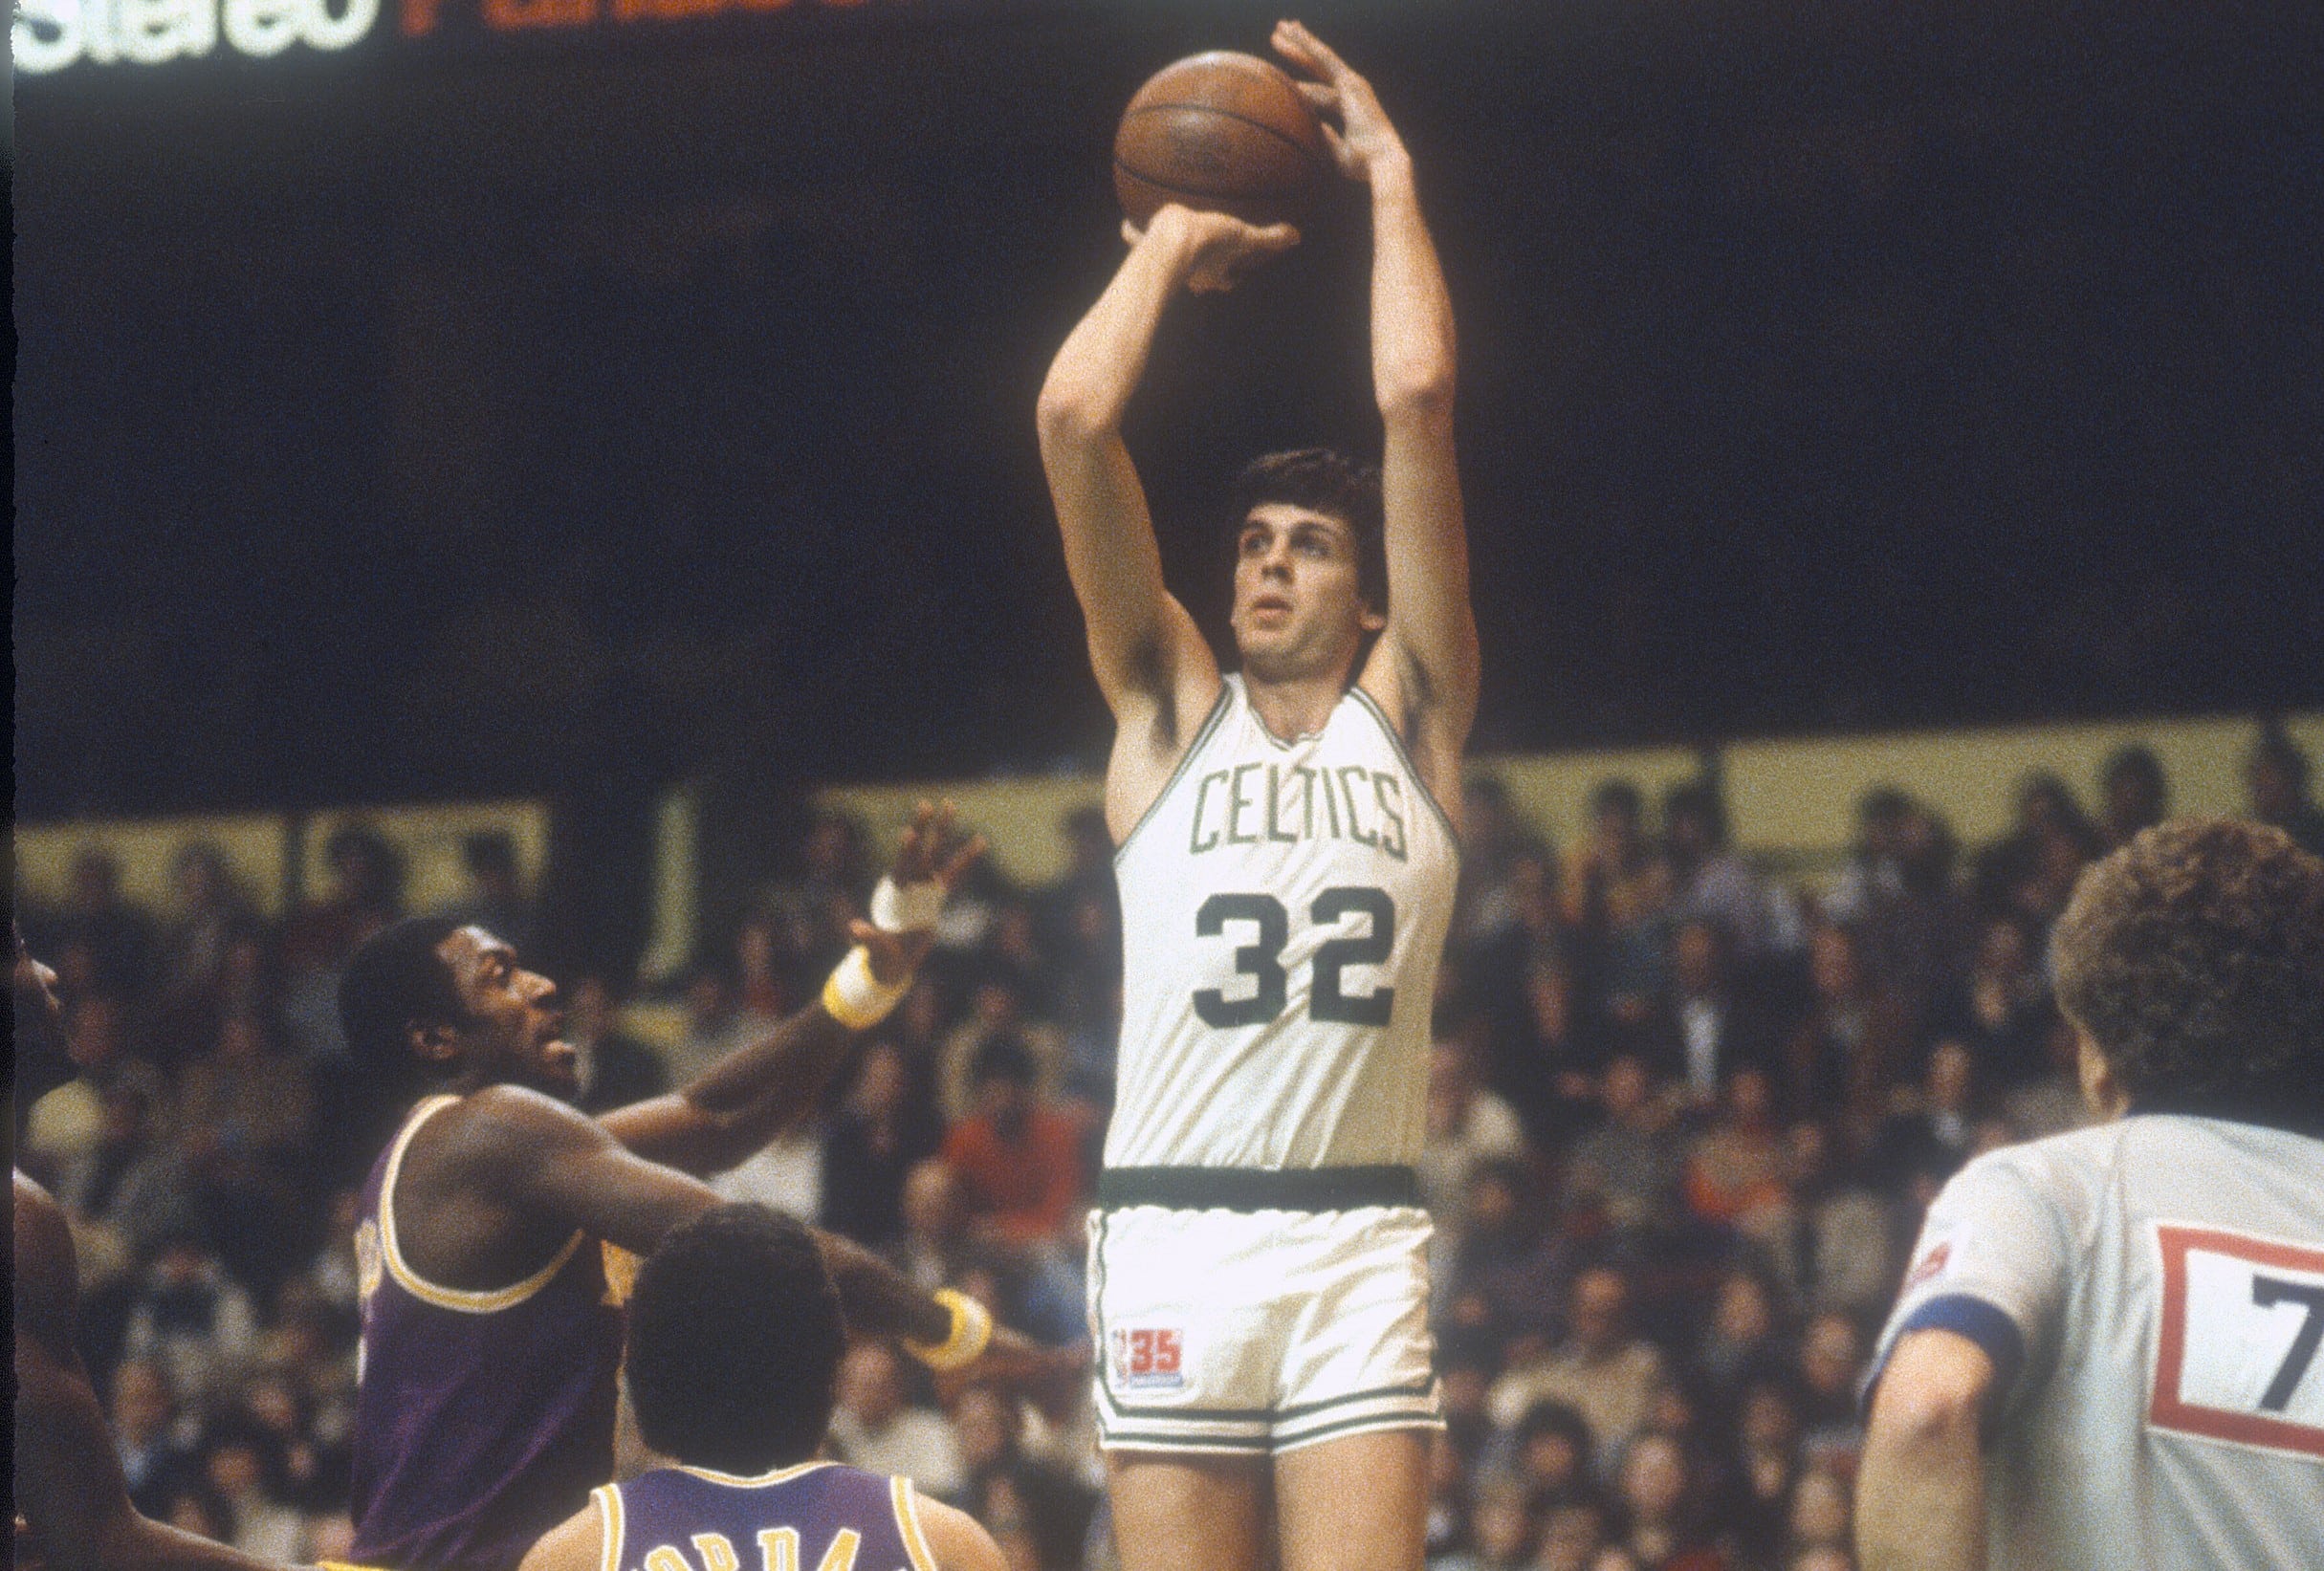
left=14, top=726, right=2324, bottom=1571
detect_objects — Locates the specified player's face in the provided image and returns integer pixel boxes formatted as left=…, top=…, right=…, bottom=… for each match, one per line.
left=1228, top=503, right=1384, bottom=683
left=434, top=927, right=580, bottom=1100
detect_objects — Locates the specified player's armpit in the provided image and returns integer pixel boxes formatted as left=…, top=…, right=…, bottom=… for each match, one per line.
left=515, top=1496, right=604, bottom=1571
left=1856, top=1329, right=1993, bottom=1571
left=910, top=1493, right=1009, bottom=1571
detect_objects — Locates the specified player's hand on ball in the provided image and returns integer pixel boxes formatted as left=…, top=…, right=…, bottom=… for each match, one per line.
left=859, top=800, right=985, bottom=986
left=1125, top=205, right=1301, bottom=294
left=1272, top=19, right=1409, bottom=183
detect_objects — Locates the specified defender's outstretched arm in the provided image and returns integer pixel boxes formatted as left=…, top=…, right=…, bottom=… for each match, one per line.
left=1280, top=21, right=1480, bottom=785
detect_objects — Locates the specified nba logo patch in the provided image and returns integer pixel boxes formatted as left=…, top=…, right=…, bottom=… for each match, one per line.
left=1111, top=1326, right=1186, bottom=1390
left=1904, top=1241, right=1953, bottom=1291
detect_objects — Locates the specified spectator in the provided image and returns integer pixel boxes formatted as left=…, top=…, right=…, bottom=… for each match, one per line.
left=2097, top=743, right=2169, bottom=850
left=954, top=1384, right=1097, bottom=1571
left=1781, top=1468, right=1852, bottom=1564
left=1681, top=1070, right=1791, bottom=1250
left=277, top=824, right=403, bottom=1061
left=177, top=1012, right=315, bottom=1171
left=1649, top=921, right=1779, bottom=1106
left=1662, top=783, right=1800, bottom=965
left=1726, top=1374, right=1807, bottom=1560
left=564, top=973, right=669, bottom=1114
left=55, top=849, right=160, bottom=999
left=1433, top=1476, right=1536, bottom=1571
left=1611, top=1431, right=1714, bottom=1571
left=821, top=1040, right=945, bottom=1249
left=1489, top=1266, right=1670, bottom=1470
left=1689, top=1266, right=1786, bottom=1402
left=1568, top=1055, right=1683, bottom=1234
left=763, top=810, right=871, bottom=976
left=1537, top=1495, right=1615, bottom=1571
left=1782, top=925, right=1911, bottom=1141
left=57, top=1082, right=201, bottom=1264
left=1452, top=774, right=1550, bottom=955
left=1791, top=1312, right=1867, bottom=1474
left=2247, top=724, right=2324, bottom=854
left=1509, top=1400, right=1595, bottom=1516
left=154, top=841, right=260, bottom=1058
left=1933, top=913, right=2054, bottom=1089
left=121, top=1234, right=262, bottom=1414
left=111, top=1359, right=200, bottom=1518
left=1033, top=805, right=1120, bottom=978
left=671, top=962, right=746, bottom=1080
left=1971, top=773, right=2096, bottom=922
left=827, top=1342, right=967, bottom=1499
left=937, top=978, right=1066, bottom=1124
left=1563, top=780, right=1673, bottom=1030
left=23, top=993, right=170, bottom=1177
left=200, top=1420, right=306, bottom=1562
left=1856, top=800, right=1972, bottom=1025
left=1438, top=1159, right=1571, bottom=1350
left=1821, top=789, right=1911, bottom=927
left=889, top=1158, right=972, bottom=1296
left=1866, top=1040, right=1980, bottom=1199
left=434, top=830, right=537, bottom=956
left=942, top=1036, right=1085, bottom=1255
left=1419, top=1036, right=1528, bottom=1227
left=1780, top=1122, right=1893, bottom=1318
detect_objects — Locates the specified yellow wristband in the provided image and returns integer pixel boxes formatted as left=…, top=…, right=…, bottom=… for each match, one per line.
left=902, top=1287, right=994, bottom=1373
left=821, top=947, right=908, bottom=1033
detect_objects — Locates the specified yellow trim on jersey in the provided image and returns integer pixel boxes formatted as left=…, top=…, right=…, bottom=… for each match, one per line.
left=316, top=1561, right=393, bottom=1571
left=593, top=1483, right=625, bottom=1571
left=379, top=1094, right=587, bottom=1314
left=673, top=1459, right=836, bottom=1489
left=891, top=1476, right=938, bottom=1571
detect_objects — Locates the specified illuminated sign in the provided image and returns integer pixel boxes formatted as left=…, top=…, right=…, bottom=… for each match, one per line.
left=13, top=0, right=381, bottom=70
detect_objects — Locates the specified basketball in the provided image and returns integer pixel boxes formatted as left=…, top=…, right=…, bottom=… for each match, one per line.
left=1113, top=52, right=1331, bottom=230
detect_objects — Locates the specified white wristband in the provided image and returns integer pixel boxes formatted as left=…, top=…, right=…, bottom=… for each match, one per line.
left=870, top=875, right=945, bottom=933
left=821, top=947, right=909, bottom=1032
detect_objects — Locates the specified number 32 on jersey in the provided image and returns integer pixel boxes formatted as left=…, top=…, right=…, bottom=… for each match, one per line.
left=2150, top=1223, right=2324, bottom=1459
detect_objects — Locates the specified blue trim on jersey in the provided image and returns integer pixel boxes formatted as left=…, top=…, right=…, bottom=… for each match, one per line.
left=1858, top=1292, right=2025, bottom=1420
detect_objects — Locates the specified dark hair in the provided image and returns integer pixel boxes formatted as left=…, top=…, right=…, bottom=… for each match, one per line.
left=338, top=917, right=467, bottom=1086
left=1228, top=447, right=1387, bottom=612
left=1517, top=1399, right=1593, bottom=1452
left=1590, top=779, right=1644, bottom=820
left=1663, top=781, right=1727, bottom=847
left=2051, top=819, right=2324, bottom=1132
left=625, top=1203, right=845, bottom=1473
left=2102, top=744, right=2167, bottom=797
left=972, top=1033, right=1037, bottom=1090
left=2251, top=724, right=2313, bottom=794
left=462, top=831, right=518, bottom=879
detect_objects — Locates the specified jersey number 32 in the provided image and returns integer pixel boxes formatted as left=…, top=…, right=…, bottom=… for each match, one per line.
left=1193, top=887, right=1394, bottom=1029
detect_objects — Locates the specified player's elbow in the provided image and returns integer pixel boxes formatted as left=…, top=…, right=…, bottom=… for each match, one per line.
left=1376, top=364, right=1456, bottom=424
left=1869, top=1347, right=1989, bottom=1455
left=1036, top=377, right=1116, bottom=447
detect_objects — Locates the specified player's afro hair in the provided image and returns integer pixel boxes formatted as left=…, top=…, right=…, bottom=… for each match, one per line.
left=2051, top=818, right=2324, bottom=1132
left=625, top=1203, right=845, bottom=1475
left=338, top=916, right=467, bottom=1088
left=1229, top=447, right=1387, bottom=613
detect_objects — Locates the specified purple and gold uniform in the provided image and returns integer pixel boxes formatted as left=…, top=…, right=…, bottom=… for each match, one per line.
left=591, top=1462, right=938, bottom=1571
left=350, top=1095, right=625, bottom=1571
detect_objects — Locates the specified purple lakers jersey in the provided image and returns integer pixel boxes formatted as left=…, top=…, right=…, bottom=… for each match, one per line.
left=350, top=1095, right=625, bottom=1571
left=593, top=1462, right=935, bottom=1571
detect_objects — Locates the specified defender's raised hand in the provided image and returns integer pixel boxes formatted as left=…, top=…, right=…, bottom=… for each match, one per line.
left=859, top=800, right=986, bottom=986
left=1272, top=19, right=1410, bottom=184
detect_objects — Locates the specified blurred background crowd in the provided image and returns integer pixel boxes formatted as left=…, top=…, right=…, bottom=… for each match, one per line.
left=16, top=724, right=2323, bottom=1571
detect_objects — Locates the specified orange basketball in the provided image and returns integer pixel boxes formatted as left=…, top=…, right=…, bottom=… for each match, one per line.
left=1112, top=52, right=1332, bottom=230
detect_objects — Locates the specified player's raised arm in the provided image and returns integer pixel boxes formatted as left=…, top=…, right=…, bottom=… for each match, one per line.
left=598, top=803, right=981, bottom=1176
left=1278, top=21, right=1480, bottom=785
left=1037, top=209, right=1291, bottom=810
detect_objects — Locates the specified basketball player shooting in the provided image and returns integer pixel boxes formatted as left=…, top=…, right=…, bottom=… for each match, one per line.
left=1038, top=21, right=1476, bottom=1571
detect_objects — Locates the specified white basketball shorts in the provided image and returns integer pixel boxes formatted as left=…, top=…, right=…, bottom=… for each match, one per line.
left=1085, top=1202, right=1441, bottom=1455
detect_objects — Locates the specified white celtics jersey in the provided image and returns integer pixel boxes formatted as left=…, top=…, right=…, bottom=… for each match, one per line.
left=1107, top=675, right=1458, bottom=1171
left=1873, top=1114, right=2324, bottom=1571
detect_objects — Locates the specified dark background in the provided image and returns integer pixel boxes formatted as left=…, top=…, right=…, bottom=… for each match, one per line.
left=15, top=0, right=2324, bottom=826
